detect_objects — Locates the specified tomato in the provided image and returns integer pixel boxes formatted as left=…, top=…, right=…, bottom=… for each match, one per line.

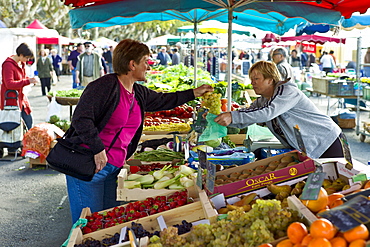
left=154, top=112, right=161, bottom=117
left=153, top=117, right=162, bottom=122
left=186, top=106, right=193, bottom=112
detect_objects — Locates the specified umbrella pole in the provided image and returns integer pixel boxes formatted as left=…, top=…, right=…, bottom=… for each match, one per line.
left=193, top=21, right=198, bottom=87
left=227, top=8, right=233, bottom=111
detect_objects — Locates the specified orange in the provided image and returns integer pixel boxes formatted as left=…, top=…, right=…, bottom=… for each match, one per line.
left=310, top=218, right=337, bottom=240
left=301, top=234, right=313, bottom=246
left=327, top=193, right=345, bottom=207
left=348, top=239, right=366, bottom=247
left=329, top=198, right=344, bottom=209
left=300, top=187, right=329, bottom=213
left=257, top=244, right=273, bottom=247
left=330, top=236, right=348, bottom=247
left=343, top=224, right=369, bottom=243
left=287, top=222, right=308, bottom=244
left=363, top=180, right=370, bottom=189
left=307, top=237, right=332, bottom=247
left=276, top=239, right=294, bottom=247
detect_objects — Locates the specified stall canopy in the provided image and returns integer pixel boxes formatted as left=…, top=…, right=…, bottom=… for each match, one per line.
left=26, top=19, right=48, bottom=29
left=280, top=35, right=346, bottom=45
left=262, top=33, right=280, bottom=44
left=26, top=19, right=70, bottom=45
left=295, top=23, right=331, bottom=36
left=341, top=14, right=370, bottom=31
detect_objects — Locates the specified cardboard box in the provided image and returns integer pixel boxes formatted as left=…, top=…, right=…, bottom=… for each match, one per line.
left=67, top=189, right=218, bottom=247
left=208, top=150, right=315, bottom=198
left=28, top=140, right=58, bottom=168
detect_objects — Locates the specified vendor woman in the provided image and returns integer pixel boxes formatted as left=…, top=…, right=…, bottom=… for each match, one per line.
left=214, top=61, right=349, bottom=159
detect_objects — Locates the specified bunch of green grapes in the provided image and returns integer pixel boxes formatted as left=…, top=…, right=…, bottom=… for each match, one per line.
left=184, top=224, right=214, bottom=246
left=157, top=227, right=186, bottom=247
left=201, top=92, right=222, bottom=115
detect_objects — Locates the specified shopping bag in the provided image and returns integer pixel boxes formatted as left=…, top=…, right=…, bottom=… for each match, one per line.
left=0, top=124, right=23, bottom=149
left=46, top=97, right=62, bottom=121
left=198, top=113, right=227, bottom=142
left=246, top=123, right=276, bottom=141
left=0, top=109, right=21, bottom=131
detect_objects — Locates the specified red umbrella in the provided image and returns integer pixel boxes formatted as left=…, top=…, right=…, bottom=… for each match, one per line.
left=262, top=33, right=280, bottom=44
left=280, top=35, right=346, bottom=45
left=64, top=0, right=369, bottom=19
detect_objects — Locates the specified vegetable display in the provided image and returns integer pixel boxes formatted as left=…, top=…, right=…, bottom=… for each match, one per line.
left=133, top=149, right=185, bottom=161
left=48, top=89, right=83, bottom=97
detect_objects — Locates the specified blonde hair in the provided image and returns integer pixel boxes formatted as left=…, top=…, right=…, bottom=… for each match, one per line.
left=249, top=61, right=281, bottom=84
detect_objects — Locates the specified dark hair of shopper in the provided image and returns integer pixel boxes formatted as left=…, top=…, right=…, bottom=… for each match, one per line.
left=113, top=39, right=150, bottom=75
left=16, top=43, right=34, bottom=58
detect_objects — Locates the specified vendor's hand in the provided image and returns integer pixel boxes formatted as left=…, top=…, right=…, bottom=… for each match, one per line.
left=94, top=149, right=107, bottom=173
left=214, top=112, right=232, bottom=126
left=193, top=84, right=214, bottom=97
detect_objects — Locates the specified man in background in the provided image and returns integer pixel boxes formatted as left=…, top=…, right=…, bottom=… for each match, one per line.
left=157, top=47, right=171, bottom=66
left=171, top=48, right=180, bottom=65
left=102, top=46, right=114, bottom=73
left=184, top=50, right=194, bottom=67
left=271, top=47, right=295, bottom=83
left=75, top=42, right=104, bottom=87
left=67, top=43, right=84, bottom=88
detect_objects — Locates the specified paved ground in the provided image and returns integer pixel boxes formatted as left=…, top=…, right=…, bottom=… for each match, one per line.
left=0, top=74, right=369, bottom=247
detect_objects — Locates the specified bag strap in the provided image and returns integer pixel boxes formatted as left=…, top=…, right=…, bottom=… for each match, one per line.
left=106, top=94, right=135, bottom=153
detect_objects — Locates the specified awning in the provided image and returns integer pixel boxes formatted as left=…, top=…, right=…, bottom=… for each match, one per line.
left=37, top=36, right=71, bottom=45
left=280, top=35, right=346, bottom=45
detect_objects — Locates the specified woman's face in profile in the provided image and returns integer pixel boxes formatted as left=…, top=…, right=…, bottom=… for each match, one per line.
left=250, top=69, right=274, bottom=98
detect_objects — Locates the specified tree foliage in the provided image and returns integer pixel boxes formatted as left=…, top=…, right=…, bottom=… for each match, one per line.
left=0, top=0, right=189, bottom=41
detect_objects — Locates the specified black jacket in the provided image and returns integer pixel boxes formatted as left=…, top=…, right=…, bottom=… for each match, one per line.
left=66, top=73, right=195, bottom=159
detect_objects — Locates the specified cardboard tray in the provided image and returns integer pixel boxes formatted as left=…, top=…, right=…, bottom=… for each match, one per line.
left=117, top=168, right=180, bottom=201
left=67, top=189, right=218, bottom=246
left=207, top=150, right=315, bottom=198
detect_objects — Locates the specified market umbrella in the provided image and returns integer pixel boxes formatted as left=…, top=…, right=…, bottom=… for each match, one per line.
left=26, top=19, right=48, bottom=29
left=64, top=0, right=368, bottom=110
left=177, top=20, right=251, bottom=36
left=0, top=20, right=7, bottom=28
left=295, top=23, right=331, bottom=36
left=341, top=14, right=370, bottom=31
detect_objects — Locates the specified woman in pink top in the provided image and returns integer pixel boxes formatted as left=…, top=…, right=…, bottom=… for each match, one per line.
left=65, top=39, right=213, bottom=223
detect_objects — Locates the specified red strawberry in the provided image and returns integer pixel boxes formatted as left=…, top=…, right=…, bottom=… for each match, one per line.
left=83, top=227, right=93, bottom=234
left=149, top=208, right=157, bottom=215
left=169, top=201, right=177, bottom=209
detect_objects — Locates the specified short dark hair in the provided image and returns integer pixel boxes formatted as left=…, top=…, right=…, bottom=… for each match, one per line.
left=329, top=50, right=334, bottom=54
left=113, top=39, right=150, bottom=75
left=16, top=43, right=34, bottom=58
left=172, top=48, right=178, bottom=53
left=76, top=43, right=83, bottom=47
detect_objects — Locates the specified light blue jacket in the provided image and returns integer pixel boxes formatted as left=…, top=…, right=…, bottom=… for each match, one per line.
left=229, top=80, right=341, bottom=158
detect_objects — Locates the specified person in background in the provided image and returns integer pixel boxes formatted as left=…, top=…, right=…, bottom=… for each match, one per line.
left=50, top=49, right=62, bottom=83
left=363, top=47, right=370, bottom=77
left=320, top=51, right=335, bottom=74
left=207, top=51, right=217, bottom=76
left=75, top=42, right=104, bottom=87
left=346, top=61, right=357, bottom=70
left=214, top=60, right=349, bottom=160
left=157, top=47, right=171, bottom=66
left=171, top=48, right=180, bottom=65
left=175, top=42, right=185, bottom=63
left=289, top=49, right=301, bottom=69
left=300, top=52, right=308, bottom=70
left=36, top=49, right=53, bottom=96
left=271, top=47, right=295, bottom=83
left=64, top=38, right=213, bottom=223
left=329, top=50, right=336, bottom=65
left=102, top=46, right=114, bottom=73
left=307, top=53, right=316, bottom=68
left=68, top=43, right=84, bottom=88
left=184, top=50, right=194, bottom=67
left=1, top=43, right=37, bottom=132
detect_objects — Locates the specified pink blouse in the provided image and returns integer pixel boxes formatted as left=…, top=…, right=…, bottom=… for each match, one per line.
left=98, top=83, right=141, bottom=168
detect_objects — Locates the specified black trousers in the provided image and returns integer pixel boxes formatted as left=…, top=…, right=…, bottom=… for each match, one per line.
left=320, top=134, right=346, bottom=158
left=40, top=77, right=51, bottom=96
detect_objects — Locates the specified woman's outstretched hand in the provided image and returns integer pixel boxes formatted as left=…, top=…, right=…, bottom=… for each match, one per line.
left=193, top=84, right=214, bottom=97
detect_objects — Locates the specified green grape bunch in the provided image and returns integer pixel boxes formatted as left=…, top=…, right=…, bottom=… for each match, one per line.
left=201, top=92, right=222, bottom=115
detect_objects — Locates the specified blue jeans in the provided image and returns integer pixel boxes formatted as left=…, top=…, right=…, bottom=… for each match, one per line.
left=71, top=68, right=78, bottom=89
left=66, top=163, right=121, bottom=224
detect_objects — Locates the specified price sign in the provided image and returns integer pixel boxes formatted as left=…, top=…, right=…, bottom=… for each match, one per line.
left=318, top=195, right=370, bottom=232
left=205, top=160, right=216, bottom=193
left=192, top=108, right=208, bottom=134
left=300, top=172, right=326, bottom=200
left=352, top=173, right=368, bottom=183
left=339, top=133, right=353, bottom=169
left=198, top=150, right=207, bottom=169
left=293, top=125, right=306, bottom=155
left=196, top=166, right=203, bottom=190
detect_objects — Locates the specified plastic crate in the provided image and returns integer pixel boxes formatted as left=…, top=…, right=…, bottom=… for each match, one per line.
left=328, top=80, right=354, bottom=96
left=189, top=147, right=255, bottom=166
left=363, top=87, right=370, bottom=100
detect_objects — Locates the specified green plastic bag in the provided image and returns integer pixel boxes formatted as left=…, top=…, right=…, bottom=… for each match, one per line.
left=246, top=123, right=276, bottom=141
left=198, top=113, right=227, bottom=142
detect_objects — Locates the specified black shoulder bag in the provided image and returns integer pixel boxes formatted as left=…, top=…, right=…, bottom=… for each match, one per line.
left=46, top=127, right=123, bottom=181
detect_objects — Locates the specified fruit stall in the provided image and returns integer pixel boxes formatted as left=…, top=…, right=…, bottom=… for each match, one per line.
left=50, top=65, right=370, bottom=247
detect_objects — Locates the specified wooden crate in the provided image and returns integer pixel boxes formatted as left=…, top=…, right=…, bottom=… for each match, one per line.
left=67, top=189, right=217, bottom=246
